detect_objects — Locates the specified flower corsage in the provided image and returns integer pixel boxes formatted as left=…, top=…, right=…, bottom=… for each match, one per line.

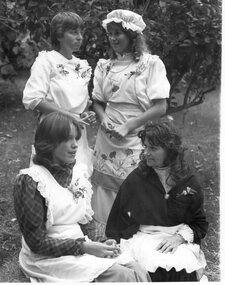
left=68, top=178, right=87, bottom=203
left=176, top=186, right=197, bottom=198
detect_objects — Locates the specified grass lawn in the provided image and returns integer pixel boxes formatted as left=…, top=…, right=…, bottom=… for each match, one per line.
left=0, top=82, right=220, bottom=282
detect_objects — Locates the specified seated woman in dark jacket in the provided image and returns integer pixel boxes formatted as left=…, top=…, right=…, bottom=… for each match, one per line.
left=106, top=120, right=208, bottom=282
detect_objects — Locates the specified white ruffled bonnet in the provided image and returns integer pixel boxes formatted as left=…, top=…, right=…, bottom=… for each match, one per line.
left=102, top=9, right=146, bottom=34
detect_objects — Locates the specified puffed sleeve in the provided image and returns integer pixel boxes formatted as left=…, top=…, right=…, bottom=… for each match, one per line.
left=146, top=56, right=170, bottom=101
left=92, top=59, right=109, bottom=103
left=23, top=51, right=52, bottom=110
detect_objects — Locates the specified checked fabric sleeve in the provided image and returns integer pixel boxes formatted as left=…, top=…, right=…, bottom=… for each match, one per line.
left=13, top=164, right=86, bottom=258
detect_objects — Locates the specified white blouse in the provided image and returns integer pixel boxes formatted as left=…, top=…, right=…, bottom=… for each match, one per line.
left=92, top=53, right=170, bottom=112
left=23, top=50, right=92, bottom=115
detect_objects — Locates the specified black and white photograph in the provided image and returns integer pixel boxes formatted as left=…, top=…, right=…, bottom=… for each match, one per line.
left=0, top=0, right=222, bottom=282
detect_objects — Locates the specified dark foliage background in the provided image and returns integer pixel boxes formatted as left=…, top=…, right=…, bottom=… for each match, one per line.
left=0, top=0, right=222, bottom=112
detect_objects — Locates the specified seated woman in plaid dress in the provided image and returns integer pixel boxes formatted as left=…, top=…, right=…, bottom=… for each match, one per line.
left=13, top=112, right=150, bottom=282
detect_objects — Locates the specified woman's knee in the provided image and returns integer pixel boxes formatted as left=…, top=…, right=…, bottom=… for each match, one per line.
left=95, top=262, right=150, bottom=282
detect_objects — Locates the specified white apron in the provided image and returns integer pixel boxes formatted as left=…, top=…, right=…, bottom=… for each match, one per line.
left=120, top=231, right=207, bottom=280
left=18, top=165, right=132, bottom=282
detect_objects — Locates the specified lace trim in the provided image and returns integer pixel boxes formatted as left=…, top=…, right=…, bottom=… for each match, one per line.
left=176, top=224, right=194, bottom=243
left=19, top=167, right=54, bottom=229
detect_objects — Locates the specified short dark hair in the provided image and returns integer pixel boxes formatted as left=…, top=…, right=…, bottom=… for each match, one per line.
left=50, top=11, right=84, bottom=51
left=138, top=120, right=190, bottom=184
left=33, top=112, right=81, bottom=167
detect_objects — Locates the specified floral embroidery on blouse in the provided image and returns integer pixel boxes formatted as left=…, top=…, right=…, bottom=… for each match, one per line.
left=106, top=64, right=111, bottom=76
left=81, top=67, right=92, bottom=78
left=125, top=61, right=147, bottom=79
left=56, top=63, right=91, bottom=78
left=176, top=186, right=197, bottom=197
left=104, top=58, right=147, bottom=79
left=57, top=64, right=69, bottom=75
left=68, top=178, right=87, bottom=203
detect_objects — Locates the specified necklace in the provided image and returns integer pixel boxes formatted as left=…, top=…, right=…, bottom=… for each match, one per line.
left=108, top=61, right=132, bottom=74
left=110, top=64, right=131, bottom=73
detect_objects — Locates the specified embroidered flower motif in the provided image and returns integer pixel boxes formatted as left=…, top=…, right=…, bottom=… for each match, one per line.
left=125, top=148, right=133, bottom=156
left=125, top=61, right=147, bottom=79
left=57, top=64, right=69, bottom=75
left=73, top=63, right=81, bottom=78
left=136, top=62, right=146, bottom=75
left=95, top=148, right=137, bottom=178
left=81, top=67, right=92, bottom=78
left=112, top=84, right=120, bottom=93
left=176, top=186, right=197, bottom=197
left=56, top=62, right=91, bottom=78
left=126, top=71, right=136, bottom=79
left=109, top=151, right=116, bottom=159
left=75, top=63, right=81, bottom=72
left=68, top=178, right=87, bottom=203
left=101, top=154, right=108, bottom=160
left=106, top=64, right=111, bottom=75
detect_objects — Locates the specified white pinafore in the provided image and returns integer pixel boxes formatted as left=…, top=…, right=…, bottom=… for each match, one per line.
left=18, top=165, right=122, bottom=282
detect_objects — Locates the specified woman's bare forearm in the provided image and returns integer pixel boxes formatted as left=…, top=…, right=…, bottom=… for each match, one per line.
left=126, top=99, right=167, bottom=132
left=93, top=100, right=106, bottom=123
left=35, top=100, right=66, bottom=114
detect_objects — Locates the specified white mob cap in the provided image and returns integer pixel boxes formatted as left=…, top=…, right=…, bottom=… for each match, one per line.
left=102, top=9, right=146, bottom=34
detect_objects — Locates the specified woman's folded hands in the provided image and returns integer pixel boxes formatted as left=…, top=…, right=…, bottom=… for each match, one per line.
left=82, top=239, right=121, bottom=258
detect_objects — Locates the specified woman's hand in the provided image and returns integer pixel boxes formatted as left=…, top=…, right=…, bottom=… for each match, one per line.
left=112, top=120, right=136, bottom=139
left=104, top=239, right=117, bottom=246
left=82, top=241, right=120, bottom=258
left=156, top=234, right=185, bottom=254
left=112, top=124, right=130, bottom=139
left=101, top=115, right=113, bottom=129
left=80, top=111, right=97, bottom=126
left=100, top=115, right=115, bottom=134
left=66, top=111, right=87, bottom=128
left=105, top=239, right=121, bottom=256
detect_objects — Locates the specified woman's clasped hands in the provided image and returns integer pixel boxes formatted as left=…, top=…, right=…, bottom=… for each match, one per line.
left=101, top=115, right=133, bottom=140
left=80, top=111, right=97, bottom=126
left=83, top=239, right=121, bottom=259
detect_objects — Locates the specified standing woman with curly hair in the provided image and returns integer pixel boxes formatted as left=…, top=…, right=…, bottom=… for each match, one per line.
left=91, top=10, right=170, bottom=230
left=106, top=120, right=208, bottom=282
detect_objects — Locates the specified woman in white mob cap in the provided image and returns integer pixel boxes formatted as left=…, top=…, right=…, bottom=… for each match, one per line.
left=91, top=9, right=170, bottom=230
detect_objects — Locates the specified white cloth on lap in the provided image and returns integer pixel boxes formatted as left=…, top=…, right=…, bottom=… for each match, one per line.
left=120, top=231, right=206, bottom=274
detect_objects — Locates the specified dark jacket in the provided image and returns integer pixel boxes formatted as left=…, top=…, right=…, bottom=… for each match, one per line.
left=106, top=167, right=208, bottom=244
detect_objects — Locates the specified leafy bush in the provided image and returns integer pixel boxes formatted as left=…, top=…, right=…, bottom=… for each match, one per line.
left=0, top=0, right=221, bottom=112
